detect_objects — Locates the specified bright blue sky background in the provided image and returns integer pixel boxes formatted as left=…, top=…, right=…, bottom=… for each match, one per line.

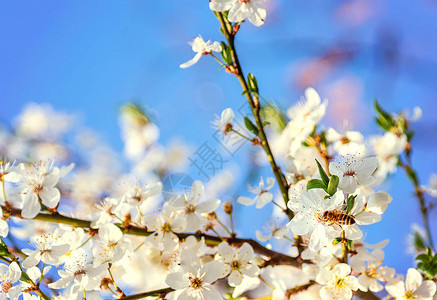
left=1, top=0, right=437, bottom=278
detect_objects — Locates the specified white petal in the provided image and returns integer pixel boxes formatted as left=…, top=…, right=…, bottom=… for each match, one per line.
left=21, top=193, right=40, bottom=219
left=209, top=0, right=234, bottom=12
left=406, top=268, right=422, bottom=292
left=202, top=260, right=227, bottom=283
left=344, top=224, right=363, bottom=240
left=255, top=192, right=273, bottom=209
left=180, top=52, right=202, bottom=69
left=40, top=187, right=60, bottom=208
left=385, top=281, right=405, bottom=298
left=165, top=272, right=189, bottom=290
left=414, top=280, right=436, bottom=298
left=196, top=199, right=220, bottom=213
left=237, top=196, right=256, bottom=206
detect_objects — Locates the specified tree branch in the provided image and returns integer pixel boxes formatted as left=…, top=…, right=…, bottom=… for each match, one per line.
left=215, top=12, right=292, bottom=218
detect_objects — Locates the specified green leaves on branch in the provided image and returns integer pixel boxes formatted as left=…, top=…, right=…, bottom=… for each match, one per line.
left=416, top=247, right=437, bottom=280
left=247, top=73, right=259, bottom=95
left=316, top=160, right=329, bottom=186
left=220, top=42, right=233, bottom=65
left=306, top=160, right=339, bottom=196
left=327, top=175, right=339, bottom=196
left=244, top=117, right=259, bottom=136
left=346, top=195, right=357, bottom=213
left=374, top=99, right=394, bottom=131
left=0, top=238, right=10, bottom=257
left=307, top=179, right=326, bottom=191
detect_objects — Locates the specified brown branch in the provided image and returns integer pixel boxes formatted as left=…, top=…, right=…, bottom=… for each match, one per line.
left=3, top=206, right=301, bottom=267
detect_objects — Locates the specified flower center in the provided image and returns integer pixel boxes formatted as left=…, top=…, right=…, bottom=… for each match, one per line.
left=74, top=269, right=86, bottom=277
left=334, top=277, right=345, bottom=289
left=365, top=267, right=378, bottom=278
left=238, top=0, right=251, bottom=3
left=1, top=281, right=12, bottom=293
left=161, top=222, right=171, bottom=232
left=33, top=184, right=43, bottom=194
left=343, top=170, right=356, bottom=177
left=189, top=276, right=203, bottom=289
left=404, top=290, right=418, bottom=299
left=184, top=205, right=195, bottom=214
left=231, top=260, right=240, bottom=269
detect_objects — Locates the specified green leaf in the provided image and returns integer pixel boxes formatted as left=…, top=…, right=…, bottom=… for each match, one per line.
left=416, top=254, right=430, bottom=263
left=220, top=42, right=233, bottom=65
left=307, top=179, right=326, bottom=191
left=247, top=73, right=259, bottom=94
left=413, top=231, right=426, bottom=251
left=327, top=175, right=339, bottom=196
left=346, top=195, right=357, bottom=213
left=333, top=237, right=342, bottom=245
left=0, top=238, right=10, bottom=256
left=20, top=271, right=31, bottom=283
left=262, top=121, right=271, bottom=128
left=374, top=99, right=393, bottom=121
left=347, top=239, right=353, bottom=249
left=375, top=117, right=392, bottom=131
left=241, top=89, right=259, bottom=96
left=244, top=117, right=259, bottom=136
left=315, top=159, right=329, bottom=186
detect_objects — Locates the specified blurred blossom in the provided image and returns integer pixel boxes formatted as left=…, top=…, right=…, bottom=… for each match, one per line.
left=14, top=103, right=73, bottom=141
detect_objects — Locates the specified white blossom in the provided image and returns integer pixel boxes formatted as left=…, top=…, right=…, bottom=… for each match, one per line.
left=22, top=233, right=70, bottom=268
left=209, top=0, right=267, bottom=27
left=165, top=250, right=226, bottom=300
left=212, top=108, right=234, bottom=134
left=180, top=35, right=221, bottom=69
left=316, top=263, right=359, bottom=300
left=329, top=156, right=378, bottom=194
left=238, top=177, right=275, bottom=209
left=385, top=268, right=436, bottom=300
left=168, top=181, right=220, bottom=231
left=0, top=262, right=22, bottom=300
left=216, top=242, right=259, bottom=286
left=48, top=254, right=107, bottom=294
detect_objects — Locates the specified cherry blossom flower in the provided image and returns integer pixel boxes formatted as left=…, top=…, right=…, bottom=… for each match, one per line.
left=0, top=262, right=22, bottom=300
left=48, top=254, right=107, bottom=294
left=22, top=233, right=70, bottom=268
left=90, top=197, right=123, bottom=229
left=279, top=88, right=327, bottom=155
left=168, top=181, right=220, bottom=231
left=16, top=161, right=74, bottom=219
left=350, top=246, right=394, bottom=292
left=329, top=156, right=378, bottom=194
left=238, top=177, right=275, bottom=209
left=288, top=189, right=361, bottom=251
left=165, top=250, right=226, bottom=300
left=180, top=35, right=221, bottom=69
left=216, top=242, right=259, bottom=286
left=385, top=268, right=436, bottom=300
left=316, top=263, right=359, bottom=300
left=209, top=0, right=267, bottom=27
left=255, top=219, right=287, bottom=242
left=0, top=160, right=20, bottom=183
left=93, top=223, right=133, bottom=264
left=142, top=202, right=186, bottom=251
left=212, top=108, right=234, bottom=134
left=326, top=129, right=368, bottom=157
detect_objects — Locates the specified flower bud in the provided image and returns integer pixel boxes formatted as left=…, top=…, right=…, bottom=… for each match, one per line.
left=223, top=201, right=233, bottom=214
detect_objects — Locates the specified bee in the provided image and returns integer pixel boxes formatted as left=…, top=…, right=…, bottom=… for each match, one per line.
left=318, top=210, right=355, bottom=226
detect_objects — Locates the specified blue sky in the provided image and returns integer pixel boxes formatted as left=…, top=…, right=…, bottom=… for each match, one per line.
left=1, top=0, right=437, bottom=275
